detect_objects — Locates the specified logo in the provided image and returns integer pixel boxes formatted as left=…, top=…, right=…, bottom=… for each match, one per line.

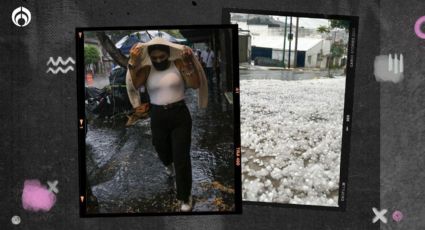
left=46, top=57, right=75, bottom=74
left=11, top=215, right=21, bottom=225
left=11, top=6, right=31, bottom=27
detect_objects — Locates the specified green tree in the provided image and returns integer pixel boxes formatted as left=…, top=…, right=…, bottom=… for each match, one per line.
left=96, top=32, right=129, bottom=67
left=330, top=42, right=345, bottom=68
left=316, top=24, right=332, bottom=76
left=330, top=20, right=350, bottom=31
left=162, top=30, right=184, bottom=39
left=330, top=42, right=345, bottom=59
left=317, top=25, right=330, bottom=34
left=84, top=45, right=100, bottom=65
left=105, top=30, right=138, bottom=43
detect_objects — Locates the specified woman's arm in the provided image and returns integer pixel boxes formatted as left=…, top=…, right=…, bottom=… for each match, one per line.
left=175, top=47, right=202, bottom=89
left=175, top=46, right=208, bottom=108
left=128, top=43, right=150, bottom=89
left=126, top=43, right=151, bottom=112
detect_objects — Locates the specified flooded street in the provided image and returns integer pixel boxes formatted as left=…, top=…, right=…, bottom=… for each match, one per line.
left=85, top=83, right=235, bottom=213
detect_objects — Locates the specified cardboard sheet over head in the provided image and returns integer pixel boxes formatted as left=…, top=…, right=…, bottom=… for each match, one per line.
left=138, top=37, right=186, bottom=67
left=130, top=36, right=208, bottom=109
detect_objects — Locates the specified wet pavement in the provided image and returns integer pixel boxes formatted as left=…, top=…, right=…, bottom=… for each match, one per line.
left=240, top=68, right=344, bottom=81
left=85, top=82, right=235, bottom=213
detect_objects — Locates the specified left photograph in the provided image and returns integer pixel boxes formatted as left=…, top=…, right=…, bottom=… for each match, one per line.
left=76, top=25, right=241, bottom=216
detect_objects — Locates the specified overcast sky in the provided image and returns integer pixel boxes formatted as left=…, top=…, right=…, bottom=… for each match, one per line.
left=231, top=13, right=333, bottom=29
left=273, top=16, right=330, bottom=29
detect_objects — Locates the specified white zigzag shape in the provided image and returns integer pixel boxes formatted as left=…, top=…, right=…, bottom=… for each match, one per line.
left=46, top=66, right=74, bottom=74
left=47, top=56, right=75, bottom=66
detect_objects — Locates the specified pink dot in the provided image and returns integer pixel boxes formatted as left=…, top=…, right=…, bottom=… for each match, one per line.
left=392, top=210, right=403, bottom=222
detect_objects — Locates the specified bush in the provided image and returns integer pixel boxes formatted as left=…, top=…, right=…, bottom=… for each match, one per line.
left=84, top=45, right=100, bottom=65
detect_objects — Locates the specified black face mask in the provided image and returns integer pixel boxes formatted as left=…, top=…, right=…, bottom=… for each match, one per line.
left=152, top=59, right=170, bottom=71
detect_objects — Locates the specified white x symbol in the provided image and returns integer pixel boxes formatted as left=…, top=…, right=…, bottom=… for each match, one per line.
left=372, top=207, right=387, bottom=224
left=47, top=180, right=59, bottom=194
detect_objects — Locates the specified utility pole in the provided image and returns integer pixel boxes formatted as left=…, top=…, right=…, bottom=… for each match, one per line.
left=283, top=16, right=287, bottom=68
left=294, top=17, right=299, bottom=68
left=328, top=30, right=337, bottom=78
left=247, top=14, right=250, bottom=31
left=288, top=16, right=293, bottom=69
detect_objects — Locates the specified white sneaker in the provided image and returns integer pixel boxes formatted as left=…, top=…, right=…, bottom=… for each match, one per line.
left=180, top=196, right=192, bottom=212
left=165, top=163, right=175, bottom=177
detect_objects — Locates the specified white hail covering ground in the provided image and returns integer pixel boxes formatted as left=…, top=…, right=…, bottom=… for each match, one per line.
left=240, top=77, right=345, bottom=206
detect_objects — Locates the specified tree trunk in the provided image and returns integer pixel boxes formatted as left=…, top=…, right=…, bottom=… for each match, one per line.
left=96, top=32, right=129, bottom=68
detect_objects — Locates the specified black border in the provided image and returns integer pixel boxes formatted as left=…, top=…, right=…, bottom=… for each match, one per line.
left=76, top=24, right=242, bottom=217
left=222, top=8, right=359, bottom=211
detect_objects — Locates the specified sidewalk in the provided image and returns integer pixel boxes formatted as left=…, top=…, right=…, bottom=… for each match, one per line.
left=239, top=62, right=345, bottom=80
left=240, top=62, right=343, bottom=72
left=239, top=62, right=282, bottom=70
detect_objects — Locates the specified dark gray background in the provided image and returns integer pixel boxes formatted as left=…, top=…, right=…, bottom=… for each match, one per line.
left=0, top=0, right=419, bottom=229
left=380, top=0, right=425, bottom=229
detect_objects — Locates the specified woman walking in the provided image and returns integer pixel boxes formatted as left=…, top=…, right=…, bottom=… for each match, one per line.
left=125, top=37, right=208, bottom=212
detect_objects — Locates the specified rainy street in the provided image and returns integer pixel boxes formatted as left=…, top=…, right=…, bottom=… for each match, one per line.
left=85, top=80, right=236, bottom=213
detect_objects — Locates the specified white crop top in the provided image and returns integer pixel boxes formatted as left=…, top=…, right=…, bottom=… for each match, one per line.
left=146, top=61, right=185, bottom=105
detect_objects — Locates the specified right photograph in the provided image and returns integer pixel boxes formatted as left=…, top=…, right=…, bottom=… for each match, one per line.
left=225, top=9, right=358, bottom=208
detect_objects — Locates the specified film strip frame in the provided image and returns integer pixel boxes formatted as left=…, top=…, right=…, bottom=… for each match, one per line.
left=76, top=24, right=242, bottom=217
left=223, top=8, right=359, bottom=211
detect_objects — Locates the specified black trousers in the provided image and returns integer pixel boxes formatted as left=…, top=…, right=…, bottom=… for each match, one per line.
left=150, top=102, right=192, bottom=202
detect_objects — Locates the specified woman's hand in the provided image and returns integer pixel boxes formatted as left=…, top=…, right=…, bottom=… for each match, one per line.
left=181, top=46, right=194, bottom=59
left=128, top=43, right=145, bottom=69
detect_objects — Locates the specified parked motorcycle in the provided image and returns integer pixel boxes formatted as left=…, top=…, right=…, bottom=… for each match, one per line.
left=85, top=67, right=149, bottom=122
